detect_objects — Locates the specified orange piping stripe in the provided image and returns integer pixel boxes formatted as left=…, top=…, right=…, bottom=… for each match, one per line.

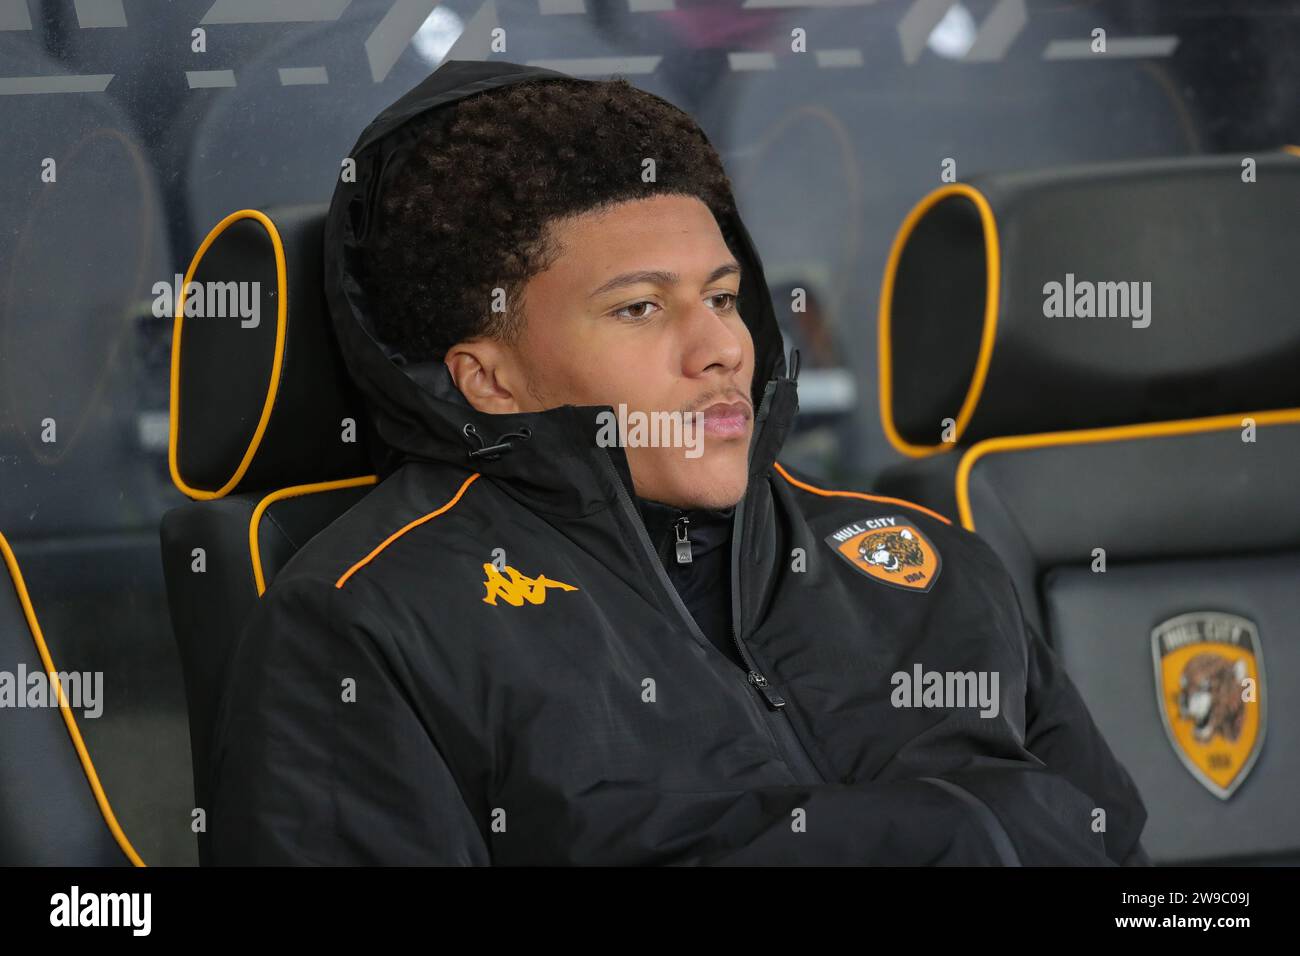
left=955, top=407, right=1300, bottom=531
left=773, top=460, right=952, bottom=525
left=250, top=475, right=379, bottom=597
left=0, top=531, right=145, bottom=866
left=878, top=183, right=1001, bottom=459
left=1282, top=145, right=1300, bottom=158
left=169, top=209, right=288, bottom=501
left=335, top=473, right=481, bottom=589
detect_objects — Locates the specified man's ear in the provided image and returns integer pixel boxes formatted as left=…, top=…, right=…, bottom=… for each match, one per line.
left=444, top=339, right=526, bottom=414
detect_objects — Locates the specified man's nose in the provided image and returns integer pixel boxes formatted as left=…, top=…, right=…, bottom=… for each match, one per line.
left=682, top=300, right=746, bottom=375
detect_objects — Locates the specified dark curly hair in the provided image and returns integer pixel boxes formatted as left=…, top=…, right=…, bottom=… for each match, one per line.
left=364, top=75, right=740, bottom=364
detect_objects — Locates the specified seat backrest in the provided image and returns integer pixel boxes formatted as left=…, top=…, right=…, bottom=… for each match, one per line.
left=159, top=204, right=379, bottom=864
left=959, top=414, right=1300, bottom=864
left=1, top=531, right=143, bottom=865
left=873, top=150, right=1300, bottom=864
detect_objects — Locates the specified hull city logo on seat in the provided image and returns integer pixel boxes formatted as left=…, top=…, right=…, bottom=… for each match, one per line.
left=1151, top=612, right=1266, bottom=800
left=481, top=563, right=578, bottom=607
left=824, top=516, right=941, bottom=592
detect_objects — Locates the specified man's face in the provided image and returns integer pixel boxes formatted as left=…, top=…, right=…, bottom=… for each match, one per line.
left=448, top=193, right=756, bottom=510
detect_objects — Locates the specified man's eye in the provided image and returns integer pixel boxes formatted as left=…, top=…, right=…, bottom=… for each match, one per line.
left=710, top=292, right=739, bottom=313
left=613, top=300, right=660, bottom=321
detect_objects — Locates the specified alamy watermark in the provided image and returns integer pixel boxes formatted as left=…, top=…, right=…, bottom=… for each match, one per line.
left=891, top=664, right=999, bottom=718
left=152, top=273, right=260, bottom=328
left=0, top=665, right=102, bottom=718
left=1042, top=273, right=1151, bottom=328
left=595, top=404, right=705, bottom=459
left=50, top=886, right=150, bottom=936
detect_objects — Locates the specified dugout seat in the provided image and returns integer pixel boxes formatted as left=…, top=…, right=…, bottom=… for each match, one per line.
left=159, top=204, right=381, bottom=865
left=0, top=531, right=144, bottom=865
left=872, top=149, right=1300, bottom=864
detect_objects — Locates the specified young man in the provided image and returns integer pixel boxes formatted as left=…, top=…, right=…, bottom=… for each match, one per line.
left=207, top=59, right=1149, bottom=865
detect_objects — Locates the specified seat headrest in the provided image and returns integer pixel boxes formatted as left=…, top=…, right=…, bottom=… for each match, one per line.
left=168, top=205, right=375, bottom=499
left=879, top=149, right=1300, bottom=456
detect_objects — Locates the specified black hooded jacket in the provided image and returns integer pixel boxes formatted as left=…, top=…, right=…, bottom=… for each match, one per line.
left=207, top=59, right=1150, bottom=865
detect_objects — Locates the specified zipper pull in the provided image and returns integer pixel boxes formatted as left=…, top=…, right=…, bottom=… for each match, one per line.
left=674, top=516, right=692, bottom=564
left=748, top=670, right=786, bottom=709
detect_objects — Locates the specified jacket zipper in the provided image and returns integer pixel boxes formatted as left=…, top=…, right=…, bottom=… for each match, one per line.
left=673, top=517, right=692, bottom=564
left=727, top=462, right=826, bottom=786
left=598, top=381, right=827, bottom=786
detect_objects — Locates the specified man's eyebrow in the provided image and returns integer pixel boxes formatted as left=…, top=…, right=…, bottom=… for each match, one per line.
left=587, top=261, right=742, bottom=300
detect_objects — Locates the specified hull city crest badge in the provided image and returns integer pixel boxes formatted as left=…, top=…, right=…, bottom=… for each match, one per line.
left=1151, top=612, right=1265, bottom=800
left=824, top=515, right=941, bottom=592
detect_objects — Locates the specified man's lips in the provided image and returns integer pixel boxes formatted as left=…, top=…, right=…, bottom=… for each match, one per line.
left=699, top=400, right=752, bottom=438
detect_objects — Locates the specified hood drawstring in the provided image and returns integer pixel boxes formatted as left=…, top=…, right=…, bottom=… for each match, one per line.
left=462, top=422, right=533, bottom=461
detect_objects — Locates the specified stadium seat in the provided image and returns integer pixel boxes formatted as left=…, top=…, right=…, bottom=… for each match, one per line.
left=872, top=149, right=1300, bottom=864
left=159, top=205, right=379, bottom=865
left=0, top=530, right=144, bottom=865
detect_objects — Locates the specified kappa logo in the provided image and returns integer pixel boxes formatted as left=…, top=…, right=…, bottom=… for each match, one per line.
left=824, top=516, right=941, bottom=592
left=481, top=563, right=578, bottom=607
left=1152, top=612, right=1265, bottom=800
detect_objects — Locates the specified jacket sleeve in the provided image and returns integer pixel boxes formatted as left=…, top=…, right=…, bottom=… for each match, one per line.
left=659, top=577, right=1148, bottom=866
left=554, top=762, right=1119, bottom=865
left=1022, top=617, right=1152, bottom=865
left=702, top=772, right=1117, bottom=865
left=208, top=576, right=490, bottom=865
left=539, top=611, right=1129, bottom=866
left=686, top=736, right=1130, bottom=865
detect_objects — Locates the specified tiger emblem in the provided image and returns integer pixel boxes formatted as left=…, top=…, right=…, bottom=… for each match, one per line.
left=1176, top=652, right=1247, bottom=743
left=858, top=528, right=925, bottom=574
left=1152, top=612, right=1262, bottom=799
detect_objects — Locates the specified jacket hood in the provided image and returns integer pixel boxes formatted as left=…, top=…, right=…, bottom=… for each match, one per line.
left=323, top=59, right=799, bottom=517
